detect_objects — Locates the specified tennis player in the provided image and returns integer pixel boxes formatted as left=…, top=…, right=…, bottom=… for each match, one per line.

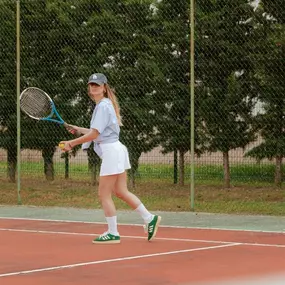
left=59, top=73, right=161, bottom=244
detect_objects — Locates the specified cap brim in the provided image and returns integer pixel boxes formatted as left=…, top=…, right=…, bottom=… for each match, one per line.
left=87, top=80, right=105, bottom=85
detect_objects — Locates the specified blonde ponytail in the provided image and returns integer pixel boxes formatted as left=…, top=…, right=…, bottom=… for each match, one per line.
left=105, top=84, right=122, bottom=126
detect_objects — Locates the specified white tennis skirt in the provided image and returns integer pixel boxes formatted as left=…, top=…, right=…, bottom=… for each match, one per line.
left=99, top=141, right=131, bottom=176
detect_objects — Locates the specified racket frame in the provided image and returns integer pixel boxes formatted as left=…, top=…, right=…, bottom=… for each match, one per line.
left=20, top=87, right=64, bottom=124
left=20, top=87, right=81, bottom=136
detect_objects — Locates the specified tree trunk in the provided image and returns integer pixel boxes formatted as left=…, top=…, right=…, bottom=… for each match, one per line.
left=42, top=147, right=55, bottom=181
left=64, top=153, right=69, bottom=179
left=7, top=146, right=17, bottom=183
left=275, top=156, right=282, bottom=187
left=90, top=164, right=97, bottom=186
left=128, top=149, right=141, bottom=190
left=87, top=145, right=100, bottom=186
left=129, top=159, right=138, bottom=189
left=223, top=151, right=230, bottom=188
left=179, top=150, right=185, bottom=186
left=174, top=149, right=178, bottom=184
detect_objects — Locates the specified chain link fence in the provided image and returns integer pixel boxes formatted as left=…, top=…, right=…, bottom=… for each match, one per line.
left=0, top=0, right=284, bottom=213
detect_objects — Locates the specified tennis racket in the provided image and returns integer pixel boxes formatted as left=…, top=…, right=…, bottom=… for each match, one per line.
left=20, top=87, right=81, bottom=136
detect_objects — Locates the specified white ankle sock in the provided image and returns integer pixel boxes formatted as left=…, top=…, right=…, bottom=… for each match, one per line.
left=106, top=216, right=119, bottom=235
left=135, top=204, right=154, bottom=223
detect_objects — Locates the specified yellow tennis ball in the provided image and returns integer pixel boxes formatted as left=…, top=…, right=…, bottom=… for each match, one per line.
left=58, top=143, right=65, bottom=149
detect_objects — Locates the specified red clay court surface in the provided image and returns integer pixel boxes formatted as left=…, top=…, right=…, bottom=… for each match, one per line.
left=0, top=218, right=285, bottom=285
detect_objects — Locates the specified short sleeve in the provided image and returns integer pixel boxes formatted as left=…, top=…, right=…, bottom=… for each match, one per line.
left=90, top=104, right=110, bottom=134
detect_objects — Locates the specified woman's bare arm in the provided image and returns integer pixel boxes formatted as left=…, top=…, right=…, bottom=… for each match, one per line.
left=59, top=129, right=100, bottom=151
left=68, top=125, right=90, bottom=135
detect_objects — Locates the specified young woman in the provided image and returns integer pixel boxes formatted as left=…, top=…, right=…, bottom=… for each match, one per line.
left=59, top=73, right=161, bottom=244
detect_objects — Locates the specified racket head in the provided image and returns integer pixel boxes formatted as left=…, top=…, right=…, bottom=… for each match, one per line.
left=20, top=87, right=81, bottom=136
left=20, top=87, right=54, bottom=120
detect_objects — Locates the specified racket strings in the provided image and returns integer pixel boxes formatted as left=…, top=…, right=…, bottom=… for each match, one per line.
left=20, top=89, right=52, bottom=119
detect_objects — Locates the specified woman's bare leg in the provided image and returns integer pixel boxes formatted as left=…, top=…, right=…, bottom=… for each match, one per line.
left=98, top=174, right=119, bottom=235
left=114, top=172, right=153, bottom=223
left=113, top=172, right=140, bottom=208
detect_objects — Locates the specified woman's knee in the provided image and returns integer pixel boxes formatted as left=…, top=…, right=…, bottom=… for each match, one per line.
left=98, top=188, right=112, bottom=202
left=114, top=189, right=128, bottom=200
left=98, top=175, right=117, bottom=201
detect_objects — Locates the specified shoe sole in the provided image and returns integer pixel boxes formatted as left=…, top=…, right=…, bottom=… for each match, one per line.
left=148, top=215, right=161, bottom=242
left=92, top=240, right=121, bottom=244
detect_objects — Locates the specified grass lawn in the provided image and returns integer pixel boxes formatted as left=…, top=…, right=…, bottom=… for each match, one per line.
left=0, top=162, right=285, bottom=216
left=1, top=178, right=285, bottom=216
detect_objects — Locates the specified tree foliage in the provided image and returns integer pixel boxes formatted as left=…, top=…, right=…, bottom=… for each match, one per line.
left=195, top=0, right=260, bottom=187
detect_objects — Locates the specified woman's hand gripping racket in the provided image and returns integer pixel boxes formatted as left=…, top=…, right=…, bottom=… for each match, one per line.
left=20, top=87, right=81, bottom=137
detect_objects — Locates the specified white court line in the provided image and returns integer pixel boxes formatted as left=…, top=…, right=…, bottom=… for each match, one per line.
left=1, top=228, right=285, bottom=248
left=0, top=243, right=240, bottom=278
left=0, top=216, right=284, bottom=234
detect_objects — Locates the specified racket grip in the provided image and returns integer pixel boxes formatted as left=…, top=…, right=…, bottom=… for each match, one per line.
left=63, top=123, right=81, bottom=137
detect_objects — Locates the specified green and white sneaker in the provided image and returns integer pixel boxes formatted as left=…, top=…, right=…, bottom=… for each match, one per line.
left=92, top=232, right=121, bottom=244
left=144, top=215, right=161, bottom=241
